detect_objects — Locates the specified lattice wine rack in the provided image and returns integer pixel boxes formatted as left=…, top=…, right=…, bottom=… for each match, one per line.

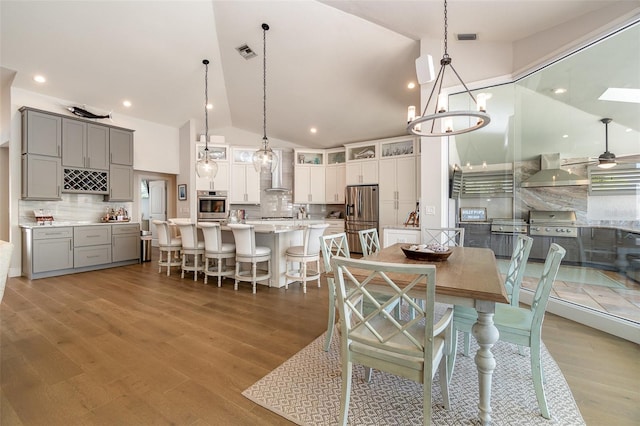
left=63, top=168, right=109, bottom=194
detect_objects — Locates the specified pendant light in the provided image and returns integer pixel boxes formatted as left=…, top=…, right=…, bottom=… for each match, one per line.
left=195, top=59, right=218, bottom=179
left=597, top=118, right=617, bottom=169
left=252, top=23, right=278, bottom=173
left=407, top=0, right=490, bottom=137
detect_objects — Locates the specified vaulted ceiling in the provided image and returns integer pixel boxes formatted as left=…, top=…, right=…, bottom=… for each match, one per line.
left=2, top=1, right=639, bottom=156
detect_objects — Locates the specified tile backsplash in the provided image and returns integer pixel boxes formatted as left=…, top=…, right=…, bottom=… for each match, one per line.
left=19, top=194, right=132, bottom=224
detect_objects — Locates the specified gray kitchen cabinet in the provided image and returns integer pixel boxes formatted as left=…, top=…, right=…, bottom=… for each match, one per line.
left=21, top=108, right=61, bottom=157
left=530, top=235, right=583, bottom=264
left=29, top=227, right=73, bottom=274
left=109, top=128, right=134, bottom=166
left=62, top=118, right=110, bottom=170
left=21, top=154, right=62, bottom=200
left=105, top=164, right=133, bottom=201
left=112, top=224, right=140, bottom=262
left=580, top=227, right=617, bottom=267
left=73, top=225, right=111, bottom=268
left=459, top=223, right=491, bottom=249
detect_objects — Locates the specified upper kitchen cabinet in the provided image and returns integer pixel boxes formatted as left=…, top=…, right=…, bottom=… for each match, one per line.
left=325, top=148, right=346, bottom=204
left=20, top=108, right=62, bottom=157
left=294, top=149, right=325, bottom=204
left=345, top=141, right=378, bottom=185
left=22, top=154, right=62, bottom=200
left=230, top=148, right=260, bottom=204
left=380, top=138, right=415, bottom=159
left=105, top=163, right=133, bottom=201
left=109, top=128, right=134, bottom=166
left=195, top=144, right=230, bottom=191
left=62, top=119, right=109, bottom=170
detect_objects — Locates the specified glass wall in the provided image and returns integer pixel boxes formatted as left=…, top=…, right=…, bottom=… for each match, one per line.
left=449, top=22, right=640, bottom=326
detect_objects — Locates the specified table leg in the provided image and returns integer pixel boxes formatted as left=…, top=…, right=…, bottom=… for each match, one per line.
left=472, top=300, right=499, bottom=426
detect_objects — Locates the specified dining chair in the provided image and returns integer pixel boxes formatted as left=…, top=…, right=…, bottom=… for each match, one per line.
left=199, top=222, right=235, bottom=287
left=320, top=232, right=351, bottom=351
left=358, top=228, right=380, bottom=256
left=422, top=227, right=465, bottom=247
left=227, top=224, right=271, bottom=293
left=285, top=223, right=329, bottom=293
left=0, top=240, right=14, bottom=302
left=152, top=220, right=182, bottom=276
left=174, top=220, right=205, bottom=281
left=449, top=243, right=566, bottom=419
left=452, top=234, right=534, bottom=365
left=331, top=256, right=452, bottom=426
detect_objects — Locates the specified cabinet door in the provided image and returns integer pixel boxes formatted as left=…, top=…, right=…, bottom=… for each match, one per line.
left=378, top=159, right=396, bottom=201
left=245, top=166, right=261, bottom=203
left=112, top=234, right=140, bottom=262
left=74, top=245, right=112, bottom=267
left=345, top=163, right=361, bottom=185
left=22, top=154, right=62, bottom=200
left=33, top=238, right=73, bottom=273
left=379, top=200, right=397, bottom=227
left=86, top=124, right=110, bottom=170
left=107, top=164, right=133, bottom=201
left=62, top=118, right=86, bottom=167
left=23, top=110, right=61, bottom=157
left=325, top=165, right=345, bottom=203
left=308, top=167, right=326, bottom=204
left=294, top=167, right=311, bottom=203
left=196, top=161, right=230, bottom=191
left=334, top=164, right=346, bottom=204
left=109, top=128, right=133, bottom=165
left=396, top=157, right=416, bottom=201
left=230, top=165, right=247, bottom=203
left=360, top=160, right=378, bottom=184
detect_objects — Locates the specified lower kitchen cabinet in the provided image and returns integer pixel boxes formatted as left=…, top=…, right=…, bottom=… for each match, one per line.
left=383, top=228, right=420, bottom=248
left=491, top=233, right=517, bottom=258
left=22, top=223, right=140, bottom=279
left=529, top=235, right=583, bottom=264
left=459, top=223, right=491, bottom=249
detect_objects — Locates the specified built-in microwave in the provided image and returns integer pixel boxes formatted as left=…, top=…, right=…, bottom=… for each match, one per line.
left=197, top=190, right=228, bottom=221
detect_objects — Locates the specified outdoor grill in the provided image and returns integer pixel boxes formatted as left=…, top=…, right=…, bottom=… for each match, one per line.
left=529, top=210, right=578, bottom=238
left=490, top=218, right=529, bottom=235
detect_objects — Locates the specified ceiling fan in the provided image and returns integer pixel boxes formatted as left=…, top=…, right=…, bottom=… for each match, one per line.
left=563, top=118, right=640, bottom=169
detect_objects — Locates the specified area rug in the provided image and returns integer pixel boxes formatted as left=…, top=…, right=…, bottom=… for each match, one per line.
left=243, top=331, right=584, bottom=425
left=496, top=259, right=623, bottom=288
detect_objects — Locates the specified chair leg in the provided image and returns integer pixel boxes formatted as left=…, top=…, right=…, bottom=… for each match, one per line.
left=181, top=253, right=186, bottom=279
left=285, top=258, right=290, bottom=290
left=447, top=328, right=458, bottom=382
left=166, top=249, right=172, bottom=276
left=531, top=341, right=551, bottom=419
left=317, top=259, right=321, bottom=288
left=218, top=258, right=223, bottom=288
left=267, top=258, right=272, bottom=287
left=234, top=260, right=239, bottom=291
left=252, top=261, right=257, bottom=294
left=339, top=359, right=353, bottom=426
left=203, top=258, right=209, bottom=284
left=439, top=352, right=451, bottom=410
left=193, top=254, right=199, bottom=281
left=463, top=331, right=471, bottom=357
left=302, top=261, right=307, bottom=294
left=324, top=278, right=336, bottom=352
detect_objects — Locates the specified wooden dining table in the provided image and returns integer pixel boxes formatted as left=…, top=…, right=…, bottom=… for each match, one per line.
left=361, top=243, right=508, bottom=426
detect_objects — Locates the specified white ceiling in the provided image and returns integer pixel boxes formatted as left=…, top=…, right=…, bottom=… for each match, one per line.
left=1, top=1, right=639, bottom=156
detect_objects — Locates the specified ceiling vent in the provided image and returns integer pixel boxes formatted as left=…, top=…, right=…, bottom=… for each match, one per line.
left=457, top=33, right=477, bottom=41
left=235, top=44, right=257, bottom=60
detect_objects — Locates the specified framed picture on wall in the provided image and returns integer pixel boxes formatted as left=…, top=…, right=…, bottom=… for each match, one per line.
left=178, top=184, right=187, bottom=201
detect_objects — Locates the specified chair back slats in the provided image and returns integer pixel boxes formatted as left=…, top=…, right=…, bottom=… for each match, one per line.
left=358, top=228, right=380, bottom=256
left=320, top=233, right=350, bottom=273
left=200, top=222, right=222, bottom=252
left=227, top=224, right=256, bottom=256
left=422, top=227, right=465, bottom=247
left=530, top=243, right=566, bottom=331
left=331, top=256, right=437, bottom=357
left=505, top=235, right=533, bottom=306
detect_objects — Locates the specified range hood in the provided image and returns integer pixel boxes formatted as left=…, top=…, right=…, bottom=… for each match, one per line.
left=520, top=153, right=589, bottom=188
left=265, top=149, right=291, bottom=192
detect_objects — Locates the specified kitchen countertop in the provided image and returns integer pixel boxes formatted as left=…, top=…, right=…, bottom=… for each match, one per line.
left=20, top=221, right=139, bottom=229
left=383, top=225, right=421, bottom=231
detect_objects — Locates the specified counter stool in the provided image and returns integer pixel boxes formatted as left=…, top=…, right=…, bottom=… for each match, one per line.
left=174, top=221, right=205, bottom=281
left=199, top=222, right=235, bottom=287
left=227, top=224, right=271, bottom=294
left=285, top=224, right=329, bottom=293
left=152, top=220, right=182, bottom=276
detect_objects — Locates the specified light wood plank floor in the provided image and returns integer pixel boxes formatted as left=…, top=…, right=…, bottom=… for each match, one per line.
left=1, top=254, right=638, bottom=425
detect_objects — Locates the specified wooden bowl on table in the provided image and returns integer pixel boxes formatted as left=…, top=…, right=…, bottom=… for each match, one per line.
left=400, top=245, right=453, bottom=261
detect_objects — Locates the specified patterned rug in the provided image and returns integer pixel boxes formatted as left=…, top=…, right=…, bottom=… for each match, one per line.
left=243, top=331, right=584, bottom=425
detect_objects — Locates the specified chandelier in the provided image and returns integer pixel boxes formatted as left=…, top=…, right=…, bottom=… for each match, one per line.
left=252, top=23, right=279, bottom=173
left=407, top=0, right=490, bottom=137
left=195, top=59, right=218, bottom=179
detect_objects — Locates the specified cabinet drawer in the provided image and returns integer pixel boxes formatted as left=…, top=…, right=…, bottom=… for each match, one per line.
left=33, top=227, right=73, bottom=240
left=74, top=226, right=111, bottom=247
left=74, top=244, right=112, bottom=268
left=112, top=224, right=140, bottom=235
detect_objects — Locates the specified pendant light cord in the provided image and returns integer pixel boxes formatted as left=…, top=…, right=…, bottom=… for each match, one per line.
left=203, top=59, right=210, bottom=152
left=443, top=0, right=448, bottom=56
left=262, top=23, right=269, bottom=145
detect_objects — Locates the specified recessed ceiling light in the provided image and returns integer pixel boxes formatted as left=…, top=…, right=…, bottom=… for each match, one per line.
left=206, top=103, right=213, bottom=110
left=33, top=75, right=46, bottom=83
left=554, top=88, right=567, bottom=94
left=310, top=127, right=317, bottom=134
left=599, top=87, right=640, bottom=104
left=626, top=128, right=632, bottom=132
left=407, top=82, right=416, bottom=89
left=562, top=134, right=569, bottom=138
left=122, top=100, right=132, bottom=107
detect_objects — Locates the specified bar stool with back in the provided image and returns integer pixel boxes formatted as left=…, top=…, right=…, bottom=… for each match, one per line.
left=227, top=224, right=272, bottom=293
left=285, top=223, right=329, bottom=293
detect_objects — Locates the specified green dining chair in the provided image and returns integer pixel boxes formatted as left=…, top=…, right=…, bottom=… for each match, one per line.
left=358, top=228, right=380, bottom=256
left=449, top=243, right=566, bottom=419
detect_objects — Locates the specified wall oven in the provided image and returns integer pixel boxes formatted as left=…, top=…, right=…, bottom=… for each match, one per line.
left=197, top=190, right=228, bottom=221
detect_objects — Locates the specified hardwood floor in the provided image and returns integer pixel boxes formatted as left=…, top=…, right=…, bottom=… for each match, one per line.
left=1, top=255, right=638, bottom=425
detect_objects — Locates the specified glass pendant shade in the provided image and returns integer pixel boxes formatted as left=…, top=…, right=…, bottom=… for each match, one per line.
left=196, top=149, right=219, bottom=178
left=252, top=138, right=278, bottom=172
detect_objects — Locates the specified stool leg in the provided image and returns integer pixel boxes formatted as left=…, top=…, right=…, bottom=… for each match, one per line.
left=268, top=257, right=272, bottom=287
left=193, top=254, right=198, bottom=281
left=158, top=250, right=163, bottom=274
left=317, top=259, right=321, bottom=288
left=218, top=257, right=223, bottom=288
left=302, top=261, right=307, bottom=294
left=285, top=257, right=290, bottom=290
left=234, top=260, right=239, bottom=291
left=204, top=257, right=209, bottom=284
left=252, top=261, right=257, bottom=294
left=181, top=253, right=186, bottom=279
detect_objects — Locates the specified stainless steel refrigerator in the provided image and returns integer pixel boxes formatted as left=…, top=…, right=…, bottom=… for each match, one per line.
left=345, top=184, right=379, bottom=253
